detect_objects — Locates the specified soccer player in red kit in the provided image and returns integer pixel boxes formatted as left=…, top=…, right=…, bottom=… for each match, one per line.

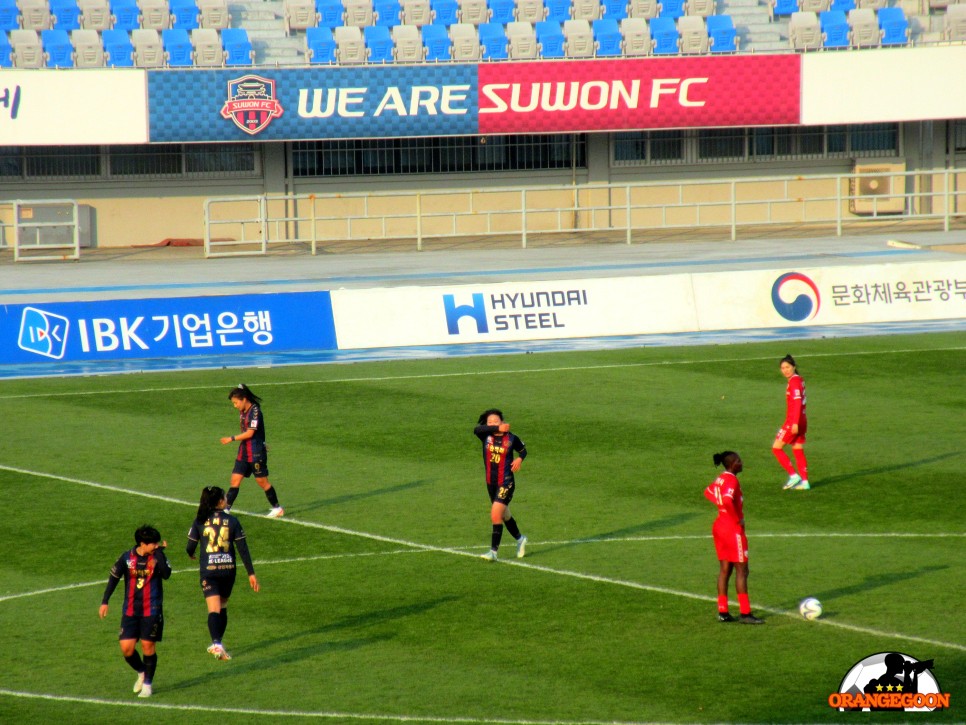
left=772, top=354, right=810, bottom=491
left=704, top=451, right=764, bottom=624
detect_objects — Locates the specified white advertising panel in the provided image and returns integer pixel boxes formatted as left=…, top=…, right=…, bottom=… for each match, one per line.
left=801, top=46, right=966, bottom=125
left=330, top=276, right=699, bottom=349
left=0, top=70, right=149, bottom=145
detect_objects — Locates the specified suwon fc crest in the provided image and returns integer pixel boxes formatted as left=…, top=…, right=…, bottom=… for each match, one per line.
left=220, top=75, right=285, bottom=136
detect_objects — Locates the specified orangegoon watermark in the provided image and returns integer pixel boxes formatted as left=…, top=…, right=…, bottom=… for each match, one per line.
left=831, top=652, right=950, bottom=712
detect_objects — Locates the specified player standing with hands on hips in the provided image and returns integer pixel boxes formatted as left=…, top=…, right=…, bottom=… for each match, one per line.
left=772, top=354, right=810, bottom=491
left=99, top=525, right=172, bottom=698
left=220, top=384, right=284, bottom=518
left=474, top=408, right=528, bottom=562
left=704, top=451, right=764, bottom=624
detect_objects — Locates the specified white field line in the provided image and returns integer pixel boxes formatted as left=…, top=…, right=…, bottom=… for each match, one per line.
left=0, top=345, right=962, bottom=400
left=1, top=463, right=964, bottom=654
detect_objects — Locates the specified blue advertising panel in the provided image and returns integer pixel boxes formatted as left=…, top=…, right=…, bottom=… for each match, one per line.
left=1, top=291, right=337, bottom=366
left=148, top=66, right=479, bottom=142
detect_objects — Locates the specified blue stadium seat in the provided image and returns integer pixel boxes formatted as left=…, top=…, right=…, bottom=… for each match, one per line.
left=110, top=0, right=141, bottom=30
left=430, top=0, right=458, bottom=23
left=649, top=14, right=678, bottom=52
left=658, top=0, right=683, bottom=18
left=102, top=28, right=134, bottom=65
left=706, top=13, right=736, bottom=51
left=770, top=0, right=796, bottom=17
left=316, top=0, right=344, bottom=26
left=478, top=20, right=507, bottom=58
left=592, top=17, right=621, bottom=54
left=535, top=18, right=564, bottom=55
left=601, top=0, right=626, bottom=20
left=41, top=27, right=74, bottom=65
left=305, top=25, right=336, bottom=61
left=0, top=29, right=13, bottom=65
left=374, top=0, right=401, bottom=25
left=829, top=0, right=853, bottom=12
left=51, top=0, right=81, bottom=30
left=421, top=22, right=450, bottom=58
left=161, top=26, right=192, bottom=63
left=169, top=0, right=199, bottom=29
left=0, top=0, right=20, bottom=31
left=877, top=6, right=908, bottom=45
left=820, top=9, right=848, bottom=46
left=487, top=0, right=515, bottom=23
left=365, top=24, right=393, bottom=60
left=544, top=0, right=568, bottom=21
left=222, top=27, right=253, bottom=65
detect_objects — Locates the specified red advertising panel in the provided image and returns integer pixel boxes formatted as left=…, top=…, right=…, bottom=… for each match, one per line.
left=477, top=55, right=801, bottom=134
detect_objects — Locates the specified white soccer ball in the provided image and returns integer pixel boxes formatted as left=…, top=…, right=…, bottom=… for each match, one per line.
left=799, top=597, right=823, bottom=620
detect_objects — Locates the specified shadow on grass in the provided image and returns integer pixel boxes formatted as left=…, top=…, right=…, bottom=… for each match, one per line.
left=533, top=512, right=701, bottom=556
left=294, top=478, right=433, bottom=513
left=813, top=452, right=961, bottom=488
left=798, top=564, right=950, bottom=616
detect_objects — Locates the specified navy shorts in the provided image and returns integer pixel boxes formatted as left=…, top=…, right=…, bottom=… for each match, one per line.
left=232, top=450, right=269, bottom=478
left=201, top=574, right=236, bottom=600
left=487, top=481, right=515, bottom=506
left=119, top=613, right=164, bottom=642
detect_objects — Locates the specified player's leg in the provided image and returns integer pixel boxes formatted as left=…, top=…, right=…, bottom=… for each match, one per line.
left=716, top=560, right=735, bottom=621
left=225, top=471, right=245, bottom=511
left=255, top=475, right=284, bottom=518
left=119, top=635, right=146, bottom=692
left=139, top=636, right=158, bottom=698
left=483, top=500, right=507, bottom=561
left=501, top=504, right=527, bottom=558
left=792, top=442, right=809, bottom=489
left=773, top=430, right=800, bottom=488
left=734, top=558, right=764, bottom=624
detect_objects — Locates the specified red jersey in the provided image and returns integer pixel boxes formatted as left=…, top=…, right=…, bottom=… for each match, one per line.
left=704, top=471, right=743, bottom=527
left=784, top=374, right=806, bottom=427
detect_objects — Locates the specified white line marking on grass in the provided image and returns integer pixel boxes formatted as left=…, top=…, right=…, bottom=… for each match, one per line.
left=2, top=463, right=964, bottom=653
left=0, top=690, right=661, bottom=725
left=526, top=532, right=966, bottom=547
left=0, top=345, right=963, bottom=400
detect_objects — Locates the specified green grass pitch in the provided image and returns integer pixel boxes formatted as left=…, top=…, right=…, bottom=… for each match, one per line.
left=0, top=331, right=963, bottom=724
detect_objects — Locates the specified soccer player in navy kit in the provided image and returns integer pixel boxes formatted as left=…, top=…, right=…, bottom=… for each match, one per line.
left=187, top=486, right=260, bottom=661
left=474, top=408, right=528, bottom=561
left=99, top=525, right=172, bottom=698
left=220, top=384, right=284, bottom=518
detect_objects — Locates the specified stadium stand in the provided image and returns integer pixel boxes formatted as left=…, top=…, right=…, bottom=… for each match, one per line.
left=877, top=5, right=908, bottom=44
left=11, top=27, right=43, bottom=64
left=515, top=0, right=545, bottom=22
left=562, top=16, right=593, bottom=53
left=19, top=0, right=52, bottom=29
left=449, top=20, right=480, bottom=57
left=162, top=25, right=193, bottom=63
left=488, top=0, right=515, bottom=23
left=343, top=0, right=375, bottom=26
left=820, top=8, right=849, bottom=46
left=374, top=0, right=401, bottom=25
left=421, top=21, right=451, bottom=57
left=505, top=19, right=538, bottom=55
left=0, top=0, right=19, bottom=31
left=430, top=0, right=458, bottom=23
left=51, top=0, right=81, bottom=30
left=132, top=26, right=164, bottom=64
left=391, top=22, right=423, bottom=58
left=222, top=26, right=254, bottom=64
left=72, top=26, right=104, bottom=63
left=305, top=23, right=336, bottom=59
left=78, top=0, right=110, bottom=28
left=364, top=23, right=394, bottom=58
left=945, top=2, right=966, bottom=39
left=706, top=12, right=736, bottom=49
left=800, top=0, right=828, bottom=13
left=535, top=18, right=565, bottom=54
left=649, top=14, right=679, bottom=51
left=400, top=0, right=432, bottom=24
left=138, top=0, right=170, bottom=29
left=677, top=13, right=708, bottom=51
left=847, top=6, right=879, bottom=45
left=41, top=26, right=73, bottom=64
left=478, top=20, right=509, bottom=57
left=169, top=0, right=199, bottom=28
left=571, top=0, right=601, bottom=19
left=620, top=15, right=651, bottom=53
left=684, top=0, right=712, bottom=17
left=111, top=0, right=142, bottom=31
left=334, top=23, right=366, bottom=60
left=788, top=9, right=821, bottom=47
left=191, top=26, right=222, bottom=64
left=102, top=26, right=133, bottom=62
left=592, top=17, right=621, bottom=53
left=284, top=0, right=316, bottom=32
left=317, top=0, right=344, bottom=26
left=457, top=0, right=489, bottom=23
left=197, top=0, right=228, bottom=28
left=628, top=0, right=659, bottom=17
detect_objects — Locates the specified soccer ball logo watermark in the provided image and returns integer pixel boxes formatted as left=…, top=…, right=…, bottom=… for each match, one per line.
left=829, top=652, right=949, bottom=712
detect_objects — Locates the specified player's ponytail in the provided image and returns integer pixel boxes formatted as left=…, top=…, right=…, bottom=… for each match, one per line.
left=780, top=354, right=797, bottom=370
left=196, top=486, right=226, bottom=523
left=713, top=451, right=738, bottom=468
left=229, top=383, right=262, bottom=405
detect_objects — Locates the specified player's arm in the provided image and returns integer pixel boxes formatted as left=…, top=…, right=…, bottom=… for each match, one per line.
left=473, top=424, right=499, bottom=441
left=221, top=428, right=254, bottom=445
left=186, top=525, right=200, bottom=559
left=98, top=559, right=123, bottom=618
left=511, top=436, right=527, bottom=472
left=786, top=382, right=803, bottom=430
left=719, top=492, right=742, bottom=526
left=155, top=546, right=172, bottom=580
left=233, top=533, right=259, bottom=591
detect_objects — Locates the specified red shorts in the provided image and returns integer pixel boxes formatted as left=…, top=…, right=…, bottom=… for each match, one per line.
left=712, top=520, right=748, bottom=563
left=775, top=417, right=807, bottom=446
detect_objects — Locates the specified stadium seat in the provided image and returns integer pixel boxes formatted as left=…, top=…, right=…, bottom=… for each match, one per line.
left=51, top=0, right=82, bottom=30
left=421, top=21, right=451, bottom=57
left=877, top=6, right=908, bottom=45
left=829, top=0, right=853, bottom=11
left=197, top=0, right=228, bottom=28
left=620, top=15, right=650, bottom=53
left=79, top=0, right=111, bottom=28
left=305, top=24, right=336, bottom=60
left=544, top=0, right=568, bottom=20
left=315, top=0, right=342, bottom=25
left=534, top=18, right=564, bottom=54
left=334, top=24, right=366, bottom=61
left=600, top=0, right=626, bottom=20
left=677, top=13, right=707, bottom=51
left=364, top=23, right=394, bottom=58
left=41, top=26, right=73, bottom=65
left=478, top=20, right=508, bottom=58
left=168, top=0, right=198, bottom=28
left=190, top=26, right=221, bottom=64
left=132, top=26, right=163, bottom=64
left=799, top=0, right=828, bottom=12
left=846, top=6, right=878, bottom=45
left=110, top=0, right=141, bottom=31
left=102, top=26, right=134, bottom=63
left=486, top=0, right=513, bottom=22
left=400, top=0, right=433, bottom=24
left=10, top=27, right=42, bottom=64
left=658, top=0, right=683, bottom=18
left=449, top=21, right=480, bottom=58
left=855, top=0, right=883, bottom=9
left=138, top=0, right=169, bottom=28
left=627, top=0, right=659, bottom=17
left=684, top=0, right=712, bottom=15
left=944, top=3, right=966, bottom=41
left=819, top=8, right=848, bottom=46
left=591, top=17, right=620, bottom=54
left=506, top=19, right=537, bottom=56
left=457, top=0, right=489, bottom=23
left=0, top=0, right=19, bottom=32
left=562, top=16, right=592, bottom=54
left=649, top=14, right=679, bottom=51
left=19, top=0, right=52, bottom=30
left=343, top=0, right=374, bottom=26
left=162, top=25, right=192, bottom=63
left=514, top=0, right=545, bottom=21
left=430, top=0, right=458, bottom=23
left=788, top=9, right=821, bottom=48
left=391, top=22, right=424, bottom=58
left=72, top=27, right=105, bottom=64
left=222, top=27, right=254, bottom=64
left=374, top=0, right=401, bottom=25
left=283, top=0, right=315, bottom=31
left=0, top=31, right=11, bottom=65
left=706, top=13, right=736, bottom=50
left=571, top=0, right=600, bottom=19
left=768, top=0, right=796, bottom=19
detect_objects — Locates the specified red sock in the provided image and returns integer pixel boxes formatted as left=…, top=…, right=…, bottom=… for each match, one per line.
left=793, top=449, right=808, bottom=479
left=718, top=595, right=729, bottom=613
left=738, top=593, right=751, bottom=616
left=772, top=449, right=795, bottom=475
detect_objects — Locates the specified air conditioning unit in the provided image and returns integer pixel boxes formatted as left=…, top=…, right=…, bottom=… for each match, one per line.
left=849, top=161, right=906, bottom=215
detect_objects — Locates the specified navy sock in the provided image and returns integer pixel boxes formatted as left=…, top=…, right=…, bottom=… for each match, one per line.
left=225, top=487, right=240, bottom=508
left=220, top=608, right=228, bottom=640
left=124, top=652, right=144, bottom=673
left=207, top=612, right=221, bottom=642
left=264, top=486, right=280, bottom=508
left=491, top=523, right=504, bottom=551
left=505, top=517, right=522, bottom=540
left=143, top=653, right=157, bottom=685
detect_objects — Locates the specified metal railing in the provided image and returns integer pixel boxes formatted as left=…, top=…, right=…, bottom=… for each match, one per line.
left=202, top=167, right=964, bottom=257
left=0, top=200, right=83, bottom=262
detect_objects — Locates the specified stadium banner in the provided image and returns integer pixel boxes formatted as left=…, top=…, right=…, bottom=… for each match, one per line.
left=0, top=291, right=337, bottom=366
left=476, top=56, right=801, bottom=134
left=329, top=277, right=699, bottom=348
left=0, top=70, right=149, bottom=145
left=692, top=261, right=966, bottom=330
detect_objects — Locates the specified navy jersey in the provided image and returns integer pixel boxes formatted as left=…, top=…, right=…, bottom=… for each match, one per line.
left=101, top=547, right=172, bottom=617
left=236, top=402, right=266, bottom=463
left=186, top=510, right=256, bottom=576
left=474, top=425, right=527, bottom=486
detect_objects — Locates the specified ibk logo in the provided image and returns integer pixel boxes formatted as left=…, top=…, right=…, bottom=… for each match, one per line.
left=18, top=307, right=69, bottom=359
left=220, top=75, right=285, bottom=136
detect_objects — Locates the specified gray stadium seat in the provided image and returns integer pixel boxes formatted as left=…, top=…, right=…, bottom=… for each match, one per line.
left=457, top=0, right=489, bottom=24
left=190, top=26, right=222, bottom=64
left=563, top=17, right=593, bottom=55
left=391, top=22, right=424, bottom=60
left=684, top=0, right=713, bottom=16
left=132, top=27, right=164, bottom=64
left=342, top=0, right=374, bottom=26
left=449, top=21, right=480, bottom=59
left=515, top=0, right=545, bottom=21
left=284, top=0, right=317, bottom=33
left=570, top=0, right=601, bottom=19
left=401, top=0, right=433, bottom=24
left=944, top=2, right=966, bottom=40
left=677, top=14, right=707, bottom=52
left=72, top=27, right=105, bottom=65
left=334, top=24, right=366, bottom=61
left=798, top=0, right=828, bottom=13
left=788, top=10, right=821, bottom=48
left=620, top=15, right=651, bottom=53
left=197, top=0, right=228, bottom=28
left=18, top=0, right=52, bottom=29
left=10, top=28, right=43, bottom=66
left=847, top=7, right=879, bottom=45
left=78, top=0, right=111, bottom=28
left=628, top=0, right=659, bottom=18
left=856, top=0, right=884, bottom=8
left=506, top=19, right=538, bottom=57
left=138, top=0, right=171, bottom=28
